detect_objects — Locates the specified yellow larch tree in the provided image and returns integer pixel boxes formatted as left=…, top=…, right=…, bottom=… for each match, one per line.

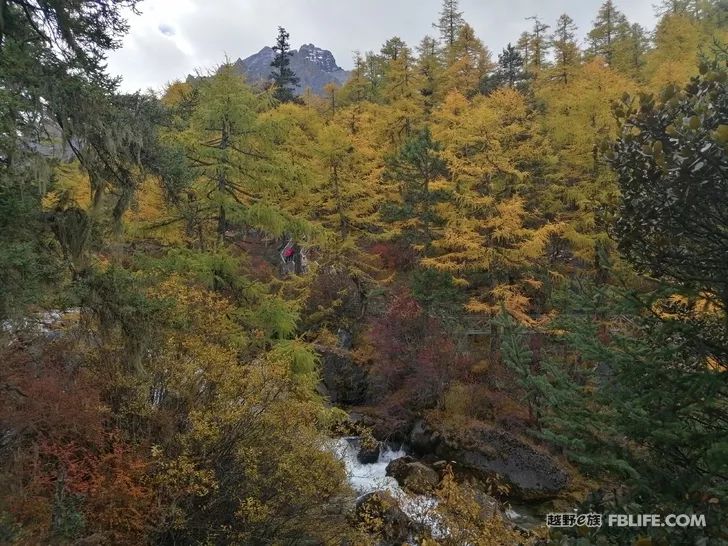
left=425, top=87, right=564, bottom=321
left=535, top=58, right=639, bottom=269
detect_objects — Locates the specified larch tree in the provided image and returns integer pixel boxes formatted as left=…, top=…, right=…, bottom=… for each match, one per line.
left=379, top=37, right=424, bottom=141
left=587, top=0, right=631, bottom=68
left=644, top=13, right=708, bottom=89
left=174, top=64, right=306, bottom=247
left=417, top=35, right=444, bottom=112
left=441, top=24, right=493, bottom=97
left=525, top=16, right=551, bottom=73
left=535, top=58, right=638, bottom=275
left=550, top=14, right=580, bottom=84
left=434, top=0, right=466, bottom=47
left=622, top=22, right=650, bottom=79
left=516, top=31, right=532, bottom=67
left=312, top=122, right=378, bottom=241
left=428, top=88, right=563, bottom=321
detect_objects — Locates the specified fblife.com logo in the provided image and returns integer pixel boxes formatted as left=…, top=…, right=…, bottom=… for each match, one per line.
left=547, top=512, right=707, bottom=528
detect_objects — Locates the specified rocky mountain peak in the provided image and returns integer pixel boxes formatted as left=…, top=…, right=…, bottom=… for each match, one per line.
left=233, top=42, right=350, bottom=96
left=297, top=43, right=342, bottom=73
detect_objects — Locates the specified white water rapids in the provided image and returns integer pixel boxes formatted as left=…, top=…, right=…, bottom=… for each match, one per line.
left=329, top=436, right=541, bottom=541
left=330, top=437, right=445, bottom=538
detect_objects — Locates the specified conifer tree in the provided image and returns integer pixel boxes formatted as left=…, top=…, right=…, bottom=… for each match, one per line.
left=644, top=12, right=706, bottom=88
left=587, top=0, right=630, bottom=67
left=525, top=16, right=550, bottom=72
left=428, top=88, right=563, bottom=319
left=516, top=31, right=532, bottom=67
left=270, top=26, right=300, bottom=103
left=550, top=14, right=579, bottom=84
left=540, top=280, right=728, bottom=545
left=382, top=128, right=449, bottom=251
left=441, top=24, right=493, bottom=97
left=364, top=50, right=386, bottom=101
left=173, top=64, right=308, bottom=247
left=417, top=36, right=444, bottom=111
left=623, top=22, right=649, bottom=79
left=481, top=44, right=529, bottom=92
left=434, top=0, right=466, bottom=47
left=379, top=37, right=423, bottom=139
left=535, top=59, right=637, bottom=269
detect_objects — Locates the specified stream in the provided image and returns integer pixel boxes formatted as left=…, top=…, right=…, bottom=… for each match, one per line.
left=331, top=437, right=445, bottom=537
left=330, top=436, right=543, bottom=541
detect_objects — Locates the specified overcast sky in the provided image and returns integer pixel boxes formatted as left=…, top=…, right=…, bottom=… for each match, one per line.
left=107, top=0, right=658, bottom=93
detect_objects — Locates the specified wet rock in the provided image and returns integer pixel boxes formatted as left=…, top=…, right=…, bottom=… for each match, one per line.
left=337, top=328, right=353, bottom=350
left=357, top=439, right=381, bottom=464
left=349, top=407, right=413, bottom=443
left=386, top=456, right=440, bottom=495
left=432, top=460, right=449, bottom=473
left=319, top=349, right=368, bottom=404
left=410, top=415, right=570, bottom=501
left=385, top=455, right=416, bottom=478
left=355, top=491, right=412, bottom=543
left=410, top=418, right=438, bottom=453
left=471, top=487, right=501, bottom=519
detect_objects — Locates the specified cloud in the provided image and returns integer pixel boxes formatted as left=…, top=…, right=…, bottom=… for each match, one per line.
left=158, top=23, right=176, bottom=37
left=107, top=0, right=658, bottom=93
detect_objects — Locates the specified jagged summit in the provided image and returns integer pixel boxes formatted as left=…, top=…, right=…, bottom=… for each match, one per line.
left=232, top=43, right=350, bottom=95
left=297, top=43, right=341, bottom=73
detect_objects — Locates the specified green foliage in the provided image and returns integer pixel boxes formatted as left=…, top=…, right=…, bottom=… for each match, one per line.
left=243, top=294, right=300, bottom=340
left=587, top=1, right=631, bottom=67
left=543, top=282, right=728, bottom=544
left=481, top=43, right=530, bottom=92
left=382, top=127, right=449, bottom=250
left=410, top=267, right=464, bottom=314
left=610, top=62, right=728, bottom=309
left=271, top=339, right=319, bottom=377
left=77, top=265, right=170, bottom=371
left=139, top=247, right=250, bottom=293
left=550, top=14, right=579, bottom=84
left=495, top=310, right=542, bottom=421
left=3, top=1, right=728, bottom=544
left=434, top=0, right=465, bottom=46
left=270, top=26, right=300, bottom=103
left=0, top=188, right=62, bottom=318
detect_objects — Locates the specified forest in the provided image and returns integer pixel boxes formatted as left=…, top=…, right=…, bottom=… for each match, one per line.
left=0, top=0, right=726, bottom=544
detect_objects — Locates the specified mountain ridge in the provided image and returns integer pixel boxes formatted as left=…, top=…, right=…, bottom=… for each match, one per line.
left=233, top=43, right=350, bottom=95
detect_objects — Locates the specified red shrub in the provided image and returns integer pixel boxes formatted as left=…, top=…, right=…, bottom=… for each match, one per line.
left=368, top=241, right=418, bottom=271
left=0, top=341, right=155, bottom=544
left=367, top=290, right=471, bottom=413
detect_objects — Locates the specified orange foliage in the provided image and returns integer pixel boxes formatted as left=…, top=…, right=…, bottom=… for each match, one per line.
left=0, top=341, right=155, bottom=544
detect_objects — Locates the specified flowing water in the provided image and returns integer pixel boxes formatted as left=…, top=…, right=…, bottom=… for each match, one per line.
left=330, top=437, right=444, bottom=538
left=330, top=436, right=541, bottom=541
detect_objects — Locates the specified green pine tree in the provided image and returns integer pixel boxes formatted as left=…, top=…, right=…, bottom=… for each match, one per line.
left=270, top=26, right=300, bottom=103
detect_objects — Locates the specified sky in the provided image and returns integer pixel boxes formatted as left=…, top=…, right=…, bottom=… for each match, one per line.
left=107, top=0, right=658, bottom=93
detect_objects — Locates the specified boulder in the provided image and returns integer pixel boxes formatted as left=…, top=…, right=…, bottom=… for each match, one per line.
left=385, top=456, right=440, bottom=495
left=409, top=415, right=570, bottom=501
left=385, top=455, right=416, bottom=480
left=470, top=487, right=501, bottom=520
left=319, top=349, right=368, bottom=404
left=355, top=491, right=412, bottom=542
left=336, top=328, right=354, bottom=350
left=357, top=439, right=381, bottom=464
left=409, top=418, right=438, bottom=453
